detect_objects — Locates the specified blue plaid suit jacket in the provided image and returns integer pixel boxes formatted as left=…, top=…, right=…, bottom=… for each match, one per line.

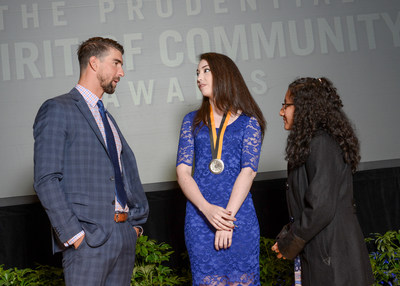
left=33, top=88, right=149, bottom=252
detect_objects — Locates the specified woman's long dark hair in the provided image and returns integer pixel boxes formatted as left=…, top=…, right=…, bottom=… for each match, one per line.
left=193, top=52, right=266, bottom=139
left=285, top=77, right=360, bottom=173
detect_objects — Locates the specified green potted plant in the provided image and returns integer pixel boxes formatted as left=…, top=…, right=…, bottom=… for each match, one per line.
left=259, top=237, right=294, bottom=285
left=366, top=230, right=400, bottom=286
left=132, top=235, right=189, bottom=285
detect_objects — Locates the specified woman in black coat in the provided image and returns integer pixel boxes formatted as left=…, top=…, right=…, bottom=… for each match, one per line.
left=272, top=77, right=374, bottom=285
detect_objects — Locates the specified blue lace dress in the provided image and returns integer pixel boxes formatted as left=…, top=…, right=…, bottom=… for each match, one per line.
left=176, top=111, right=262, bottom=285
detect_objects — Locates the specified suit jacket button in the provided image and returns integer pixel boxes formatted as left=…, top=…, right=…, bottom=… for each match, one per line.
left=110, top=176, right=115, bottom=181
left=111, top=200, right=115, bottom=205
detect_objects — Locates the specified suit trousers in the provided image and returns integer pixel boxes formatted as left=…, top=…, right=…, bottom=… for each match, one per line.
left=62, top=222, right=137, bottom=286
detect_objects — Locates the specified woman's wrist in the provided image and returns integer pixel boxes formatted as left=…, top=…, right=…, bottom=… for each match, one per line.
left=198, top=201, right=210, bottom=214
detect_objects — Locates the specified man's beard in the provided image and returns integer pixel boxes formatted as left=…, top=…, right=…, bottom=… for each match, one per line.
left=98, top=74, right=117, bottom=94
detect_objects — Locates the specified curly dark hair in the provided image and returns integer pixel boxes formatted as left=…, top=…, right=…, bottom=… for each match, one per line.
left=193, top=52, right=266, bottom=139
left=285, top=77, right=360, bottom=173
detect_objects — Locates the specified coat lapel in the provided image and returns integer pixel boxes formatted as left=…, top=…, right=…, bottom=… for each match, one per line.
left=107, top=112, right=126, bottom=152
left=69, top=88, right=108, bottom=152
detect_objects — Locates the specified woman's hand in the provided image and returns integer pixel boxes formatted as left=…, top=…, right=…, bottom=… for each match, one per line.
left=271, top=242, right=286, bottom=259
left=177, top=164, right=235, bottom=231
left=202, top=203, right=236, bottom=231
left=176, top=164, right=236, bottom=230
left=215, top=230, right=233, bottom=250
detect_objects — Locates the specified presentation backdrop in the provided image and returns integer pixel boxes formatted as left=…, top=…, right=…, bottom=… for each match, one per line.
left=1, top=0, right=399, bottom=199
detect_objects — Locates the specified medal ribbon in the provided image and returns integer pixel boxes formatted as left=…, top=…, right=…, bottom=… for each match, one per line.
left=208, top=105, right=231, bottom=160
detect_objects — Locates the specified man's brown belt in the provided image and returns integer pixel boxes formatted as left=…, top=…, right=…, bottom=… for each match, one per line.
left=114, top=212, right=128, bottom=223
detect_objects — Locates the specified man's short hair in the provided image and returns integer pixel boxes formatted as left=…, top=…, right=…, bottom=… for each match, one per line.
left=77, top=37, right=124, bottom=72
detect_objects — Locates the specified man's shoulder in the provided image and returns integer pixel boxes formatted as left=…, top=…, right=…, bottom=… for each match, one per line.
left=52, top=88, right=81, bottom=101
left=36, top=89, right=84, bottom=120
left=43, top=88, right=82, bottom=106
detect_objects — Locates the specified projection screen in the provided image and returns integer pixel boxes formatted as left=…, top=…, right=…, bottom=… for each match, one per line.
left=1, top=0, right=399, bottom=199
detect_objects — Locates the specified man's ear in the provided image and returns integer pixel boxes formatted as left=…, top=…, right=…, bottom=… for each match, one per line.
left=88, top=56, right=98, bottom=71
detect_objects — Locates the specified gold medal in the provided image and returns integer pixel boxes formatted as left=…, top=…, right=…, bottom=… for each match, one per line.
left=209, top=158, right=224, bottom=174
left=208, top=105, right=231, bottom=175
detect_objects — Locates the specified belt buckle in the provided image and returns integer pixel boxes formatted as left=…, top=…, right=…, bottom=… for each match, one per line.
left=114, top=212, right=127, bottom=223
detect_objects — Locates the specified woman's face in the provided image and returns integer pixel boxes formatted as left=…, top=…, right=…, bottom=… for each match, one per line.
left=280, top=89, right=295, bottom=130
left=196, top=59, right=213, bottom=99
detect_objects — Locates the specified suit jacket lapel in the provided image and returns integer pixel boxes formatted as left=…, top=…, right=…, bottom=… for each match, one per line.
left=69, top=88, right=108, bottom=152
left=107, top=113, right=125, bottom=151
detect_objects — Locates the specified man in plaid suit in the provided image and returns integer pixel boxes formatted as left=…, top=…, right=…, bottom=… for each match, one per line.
left=33, top=37, right=149, bottom=286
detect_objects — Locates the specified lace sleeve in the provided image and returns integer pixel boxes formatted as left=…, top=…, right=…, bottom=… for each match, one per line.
left=176, top=112, right=195, bottom=167
left=241, top=116, right=262, bottom=172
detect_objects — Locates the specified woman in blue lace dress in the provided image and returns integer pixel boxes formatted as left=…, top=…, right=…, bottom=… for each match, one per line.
left=176, top=53, right=266, bottom=286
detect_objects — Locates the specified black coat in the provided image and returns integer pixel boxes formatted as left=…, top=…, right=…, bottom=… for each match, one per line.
left=277, top=131, right=374, bottom=285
